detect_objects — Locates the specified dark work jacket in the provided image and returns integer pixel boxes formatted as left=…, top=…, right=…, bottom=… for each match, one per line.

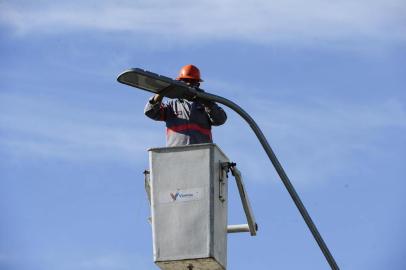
left=144, top=97, right=227, bottom=147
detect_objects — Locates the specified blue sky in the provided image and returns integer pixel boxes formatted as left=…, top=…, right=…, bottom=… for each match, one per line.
left=1, top=1, right=405, bottom=269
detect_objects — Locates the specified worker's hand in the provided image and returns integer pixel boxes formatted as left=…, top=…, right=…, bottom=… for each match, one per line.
left=152, top=94, right=163, bottom=103
left=197, top=98, right=214, bottom=108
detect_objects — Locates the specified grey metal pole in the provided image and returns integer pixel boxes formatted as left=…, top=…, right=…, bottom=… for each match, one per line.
left=196, top=91, right=340, bottom=270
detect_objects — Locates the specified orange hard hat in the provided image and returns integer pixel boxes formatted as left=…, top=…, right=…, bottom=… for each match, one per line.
left=176, top=64, right=203, bottom=82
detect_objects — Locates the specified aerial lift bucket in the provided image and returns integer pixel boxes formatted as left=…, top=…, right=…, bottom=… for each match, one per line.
left=146, top=144, right=257, bottom=270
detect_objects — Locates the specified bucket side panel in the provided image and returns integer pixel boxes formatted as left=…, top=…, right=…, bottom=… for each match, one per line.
left=151, top=147, right=211, bottom=261
left=211, top=147, right=229, bottom=269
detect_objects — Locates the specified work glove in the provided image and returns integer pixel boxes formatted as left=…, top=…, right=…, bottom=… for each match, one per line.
left=198, top=98, right=214, bottom=107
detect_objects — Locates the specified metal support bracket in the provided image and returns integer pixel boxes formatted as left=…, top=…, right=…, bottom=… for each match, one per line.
left=144, top=170, right=151, bottom=205
left=219, top=162, right=227, bottom=203
left=223, top=162, right=258, bottom=236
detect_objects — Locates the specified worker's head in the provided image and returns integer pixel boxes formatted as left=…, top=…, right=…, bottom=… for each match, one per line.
left=176, top=64, right=203, bottom=88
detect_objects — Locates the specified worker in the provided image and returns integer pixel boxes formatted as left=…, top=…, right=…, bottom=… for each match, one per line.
left=144, top=64, right=227, bottom=146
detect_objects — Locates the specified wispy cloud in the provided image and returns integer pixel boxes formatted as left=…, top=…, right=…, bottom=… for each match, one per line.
left=208, top=80, right=406, bottom=186
left=257, top=97, right=406, bottom=184
left=0, top=93, right=162, bottom=164
left=0, top=0, right=405, bottom=46
left=1, top=84, right=405, bottom=186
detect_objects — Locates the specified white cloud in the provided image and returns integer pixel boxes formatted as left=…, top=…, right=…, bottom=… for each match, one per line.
left=0, top=93, right=162, bottom=164
left=1, top=86, right=405, bottom=187
left=259, top=97, right=406, bottom=184
left=207, top=79, right=406, bottom=186
left=0, top=0, right=405, bottom=45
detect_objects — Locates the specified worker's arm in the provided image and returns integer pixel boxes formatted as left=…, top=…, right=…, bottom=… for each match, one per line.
left=144, top=94, right=167, bottom=121
left=201, top=100, right=227, bottom=126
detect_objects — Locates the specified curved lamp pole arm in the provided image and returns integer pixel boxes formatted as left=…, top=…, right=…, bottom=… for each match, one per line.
left=196, top=90, right=340, bottom=270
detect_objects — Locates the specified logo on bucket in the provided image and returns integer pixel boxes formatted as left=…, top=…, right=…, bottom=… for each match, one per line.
left=170, top=191, right=195, bottom=201
left=170, top=192, right=179, bottom=201
left=160, top=188, right=203, bottom=203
